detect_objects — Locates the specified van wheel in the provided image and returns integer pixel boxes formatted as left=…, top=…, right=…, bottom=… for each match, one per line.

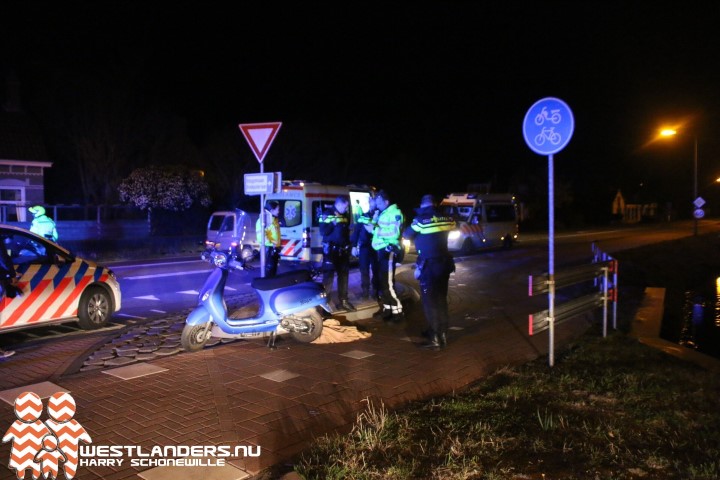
left=78, top=286, right=112, bottom=330
left=460, top=238, right=474, bottom=255
left=290, top=309, right=324, bottom=343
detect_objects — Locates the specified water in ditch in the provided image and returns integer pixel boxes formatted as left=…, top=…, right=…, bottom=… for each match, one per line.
left=670, top=276, right=720, bottom=360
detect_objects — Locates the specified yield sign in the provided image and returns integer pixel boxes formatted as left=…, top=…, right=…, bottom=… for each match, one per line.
left=238, top=122, right=282, bottom=163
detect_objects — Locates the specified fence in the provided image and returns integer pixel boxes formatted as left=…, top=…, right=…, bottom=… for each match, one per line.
left=1, top=204, right=206, bottom=260
left=528, top=243, right=619, bottom=365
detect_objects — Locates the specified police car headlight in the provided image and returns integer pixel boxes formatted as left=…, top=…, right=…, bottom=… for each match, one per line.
left=448, top=230, right=461, bottom=240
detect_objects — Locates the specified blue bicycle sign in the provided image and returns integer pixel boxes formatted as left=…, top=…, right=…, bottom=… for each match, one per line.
left=523, top=97, right=574, bottom=155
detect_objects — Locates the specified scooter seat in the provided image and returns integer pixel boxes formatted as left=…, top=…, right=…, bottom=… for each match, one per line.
left=251, top=270, right=313, bottom=291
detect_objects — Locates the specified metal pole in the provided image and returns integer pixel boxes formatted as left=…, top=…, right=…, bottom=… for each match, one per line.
left=548, top=154, right=555, bottom=367
left=260, top=163, right=266, bottom=278
left=693, top=135, right=698, bottom=236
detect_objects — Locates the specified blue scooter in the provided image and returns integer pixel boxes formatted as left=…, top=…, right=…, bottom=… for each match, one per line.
left=181, top=248, right=330, bottom=352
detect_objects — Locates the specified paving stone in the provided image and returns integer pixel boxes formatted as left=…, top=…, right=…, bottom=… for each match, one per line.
left=154, top=347, right=182, bottom=356
left=79, top=365, right=105, bottom=372
left=104, top=356, right=138, bottom=367
left=135, top=353, right=158, bottom=361
left=83, top=358, right=106, bottom=366
left=138, top=346, right=158, bottom=353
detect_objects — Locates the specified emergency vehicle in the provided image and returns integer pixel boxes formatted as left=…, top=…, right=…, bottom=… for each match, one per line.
left=264, top=181, right=374, bottom=263
left=0, top=225, right=122, bottom=333
left=203, top=209, right=259, bottom=261
left=439, top=193, right=519, bottom=253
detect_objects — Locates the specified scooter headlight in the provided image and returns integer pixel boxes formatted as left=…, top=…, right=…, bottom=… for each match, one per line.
left=212, top=252, right=228, bottom=268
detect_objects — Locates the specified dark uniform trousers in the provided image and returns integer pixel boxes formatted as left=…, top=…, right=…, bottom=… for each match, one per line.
left=358, top=245, right=378, bottom=297
left=322, top=245, right=351, bottom=302
left=418, top=256, right=455, bottom=335
left=265, top=246, right=280, bottom=277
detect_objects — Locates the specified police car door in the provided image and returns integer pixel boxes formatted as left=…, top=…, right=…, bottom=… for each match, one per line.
left=0, top=232, right=74, bottom=329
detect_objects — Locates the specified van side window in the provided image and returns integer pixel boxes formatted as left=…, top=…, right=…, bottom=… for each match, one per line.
left=486, top=205, right=517, bottom=223
left=280, top=200, right=302, bottom=228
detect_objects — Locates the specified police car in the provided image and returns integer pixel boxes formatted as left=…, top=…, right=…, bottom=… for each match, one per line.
left=0, top=225, right=121, bottom=333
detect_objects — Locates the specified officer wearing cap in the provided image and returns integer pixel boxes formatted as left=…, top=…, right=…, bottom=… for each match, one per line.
left=28, top=206, right=58, bottom=242
left=403, top=194, right=456, bottom=349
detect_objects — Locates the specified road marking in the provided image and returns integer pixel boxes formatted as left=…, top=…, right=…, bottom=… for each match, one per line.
left=150, top=309, right=167, bottom=314
left=110, top=260, right=202, bottom=269
left=225, top=286, right=237, bottom=291
left=115, top=313, right=146, bottom=319
left=178, top=290, right=200, bottom=295
left=134, top=295, right=160, bottom=301
left=124, top=270, right=209, bottom=280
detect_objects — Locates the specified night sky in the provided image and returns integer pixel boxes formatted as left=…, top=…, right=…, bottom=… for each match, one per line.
left=3, top=2, right=720, bottom=223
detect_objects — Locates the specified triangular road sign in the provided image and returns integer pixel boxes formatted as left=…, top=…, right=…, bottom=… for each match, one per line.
left=238, top=122, right=282, bottom=163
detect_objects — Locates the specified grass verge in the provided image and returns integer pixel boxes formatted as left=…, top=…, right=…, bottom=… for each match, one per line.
left=291, top=331, right=719, bottom=479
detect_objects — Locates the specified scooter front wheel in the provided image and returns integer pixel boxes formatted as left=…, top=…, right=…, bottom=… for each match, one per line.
left=181, top=323, right=212, bottom=352
left=290, top=308, right=324, bottom=343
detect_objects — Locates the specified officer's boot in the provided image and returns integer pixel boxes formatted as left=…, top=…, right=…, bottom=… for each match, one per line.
left=421, top=332, right=441, bottom=349
left=438, top=331, right=447, bottom=348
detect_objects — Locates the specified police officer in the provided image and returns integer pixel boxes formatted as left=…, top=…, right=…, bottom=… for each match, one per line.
left=368, top=190, right=405, bottom=321
left=256, top=200, right=281, bottom=277
left=28, top=206, right=58, bottom=242
left=320, top=196, right=356, bottom=312
left=403, top=194, right=456, bottom=349
left=350, top=196, right=379, bottom=300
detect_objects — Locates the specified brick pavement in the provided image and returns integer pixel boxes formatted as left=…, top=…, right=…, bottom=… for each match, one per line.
left=0, top=263, right=591, bottom=480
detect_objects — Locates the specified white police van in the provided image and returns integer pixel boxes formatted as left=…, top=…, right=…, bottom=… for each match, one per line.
left=439, top=193, right=519, bottom=253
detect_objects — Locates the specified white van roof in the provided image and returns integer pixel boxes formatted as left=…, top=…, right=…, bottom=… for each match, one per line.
left=440, top=193, right=516, bottom=206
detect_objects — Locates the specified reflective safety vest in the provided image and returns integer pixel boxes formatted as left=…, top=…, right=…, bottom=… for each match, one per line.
left=371, top=204, right=404, bottom=251
left=256, top=213, right=281, bottom=247
left=30, top=215, right=58, bottom=242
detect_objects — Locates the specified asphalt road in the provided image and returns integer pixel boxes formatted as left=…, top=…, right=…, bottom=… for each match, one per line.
left=3, top=219, right=718, bottom=349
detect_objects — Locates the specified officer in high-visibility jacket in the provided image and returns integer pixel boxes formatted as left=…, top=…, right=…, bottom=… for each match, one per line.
left=403, top=194, right=456, bottom=349
left=319, top=195, right=356, bottom=312
left=28, top=205, right=58, bottom=242
left=367, top=190, right=405, bottom=321
left=350, top=196, right=378, bottom=300
left=256, top=200, right=281, bottom=277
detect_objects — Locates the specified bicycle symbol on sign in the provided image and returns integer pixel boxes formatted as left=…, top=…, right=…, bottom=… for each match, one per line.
left=534, top=106, right=561, bottom=125
left=534, top=127, right=562, bottom=146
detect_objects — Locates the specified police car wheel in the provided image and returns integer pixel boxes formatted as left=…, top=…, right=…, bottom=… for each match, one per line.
left=78, top=286, right=111, bottom=330
left=290, top=308, right=323, bottom=343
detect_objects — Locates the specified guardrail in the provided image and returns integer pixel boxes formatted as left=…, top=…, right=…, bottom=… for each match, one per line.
left=528, top=244, right=618, bottom=365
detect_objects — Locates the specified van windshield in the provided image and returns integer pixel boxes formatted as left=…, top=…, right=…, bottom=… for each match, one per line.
left=209, top=215, right=233, bottom=232
left=441, top=205, right=473, bottom=222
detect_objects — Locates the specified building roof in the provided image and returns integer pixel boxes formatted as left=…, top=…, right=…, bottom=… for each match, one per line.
left=0, top=111, right=49, bottom=162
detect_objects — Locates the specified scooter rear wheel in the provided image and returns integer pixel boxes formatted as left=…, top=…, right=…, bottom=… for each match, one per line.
left=290, top=308, right=324, bottom=343
left=181, top=323, right=212, bottom=351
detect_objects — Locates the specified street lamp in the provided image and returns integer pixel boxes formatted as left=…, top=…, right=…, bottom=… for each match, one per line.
left=659, top=128, right=699, bottom=236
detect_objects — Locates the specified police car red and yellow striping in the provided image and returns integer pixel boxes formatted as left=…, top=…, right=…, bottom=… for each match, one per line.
left=0, top=225, right=121, bottom=332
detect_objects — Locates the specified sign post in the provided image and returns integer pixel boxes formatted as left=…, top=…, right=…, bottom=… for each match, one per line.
left=239, top=122, right=282, bottom=277
left=523, top=97, right=574, bottom=367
